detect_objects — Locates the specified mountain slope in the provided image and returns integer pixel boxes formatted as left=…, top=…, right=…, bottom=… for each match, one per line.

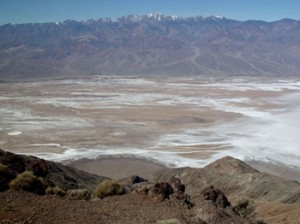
left=0, top=149, right=252, bottom=223
left=150, top=156, right=300, bottom=223
left=1, top=149, right=300, bottom=223
left=150, top=156, right=300, bottom=203
left=0, top=148, right=108, bottom=191
left=1, top=14, right=300, bottom=81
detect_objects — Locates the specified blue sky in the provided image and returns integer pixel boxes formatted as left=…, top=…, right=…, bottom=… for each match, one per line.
left=0, top=0, right=299, bottom=25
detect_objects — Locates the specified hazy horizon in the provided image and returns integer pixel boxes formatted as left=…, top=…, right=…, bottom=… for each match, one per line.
left=1, top=0, right=300, bottom=25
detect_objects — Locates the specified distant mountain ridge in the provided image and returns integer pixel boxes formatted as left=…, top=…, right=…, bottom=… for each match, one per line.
left=1, top=13, right=300, bottom=81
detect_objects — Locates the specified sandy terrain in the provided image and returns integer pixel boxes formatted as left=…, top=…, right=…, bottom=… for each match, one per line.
left=0, top=76, right=300, bottom=179
left=68, top=157, right=166, bottom=179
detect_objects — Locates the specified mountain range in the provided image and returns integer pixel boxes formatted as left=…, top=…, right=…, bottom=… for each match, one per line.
left=1, top=13, right=300, bottom=81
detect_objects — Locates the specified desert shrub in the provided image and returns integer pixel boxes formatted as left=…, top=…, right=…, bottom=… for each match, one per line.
left=233, top=198, right=255, bottom=218
left=46, top=186, right=66, bottom=197
left=0, top=163, right=16, bottom=192
left=0, top=164, right=11, bottom=191
left=94, top=180, right=125, bottom=199
left=0, top=163, right=7, bottom=173
left=9, top=171, right=46, bottom=195
left=157, top=218, right=181, bottom=224
left=67, top=189, right=91, bottom=200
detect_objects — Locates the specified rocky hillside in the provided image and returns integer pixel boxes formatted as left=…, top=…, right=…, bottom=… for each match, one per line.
left=150, top=156, right=300, bottom=203
left=150, top=156, right=300, bottom=223
left=1, top=14, right=300, bottom=81
left=0, top=148, right=107, bottom=191
left=1, top=149, right=300, bottom=223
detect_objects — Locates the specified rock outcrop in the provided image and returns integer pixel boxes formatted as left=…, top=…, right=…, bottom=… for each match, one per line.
left=1, top=149, right=300, bottom=223
left=0, top=148, right=108, bottom=192
left=150, top=156, right=300, bottom=204
left=201, top=185, right=231, bottom=208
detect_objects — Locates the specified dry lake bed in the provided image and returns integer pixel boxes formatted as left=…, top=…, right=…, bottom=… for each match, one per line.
left=1, top=76, right=300, bottom=179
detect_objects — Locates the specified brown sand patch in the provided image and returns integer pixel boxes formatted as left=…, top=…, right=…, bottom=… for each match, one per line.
left=67, top=157, right=166, bottom=179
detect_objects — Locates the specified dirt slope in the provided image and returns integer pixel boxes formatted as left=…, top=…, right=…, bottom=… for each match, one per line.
left=1, top=150, right=300, bottom=223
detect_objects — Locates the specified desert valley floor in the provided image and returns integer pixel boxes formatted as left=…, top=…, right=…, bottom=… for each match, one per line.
left=0, top=76, right=300, bottom=179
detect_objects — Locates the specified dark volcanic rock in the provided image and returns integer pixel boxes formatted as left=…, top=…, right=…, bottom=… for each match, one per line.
left=148, top=182, right=173, bottom=200
left=169, top=176, right=185, bottom=195
left=26, top=159, right=48, bottom=177
left=132, top=177, right=195, bottom=208
left=130, top=175, right=148, bottom=184
left=201, top=185, right=231, bottom=208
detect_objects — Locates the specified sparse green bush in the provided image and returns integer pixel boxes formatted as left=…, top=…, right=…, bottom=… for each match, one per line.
left=233, top=198, right=255, bottom=218
left=157, top=218, right=181, bottom=224
left=94, top=180, right=125, bottom=199
left=67, top=189, right=91, bottom=200
left=0, top=163, right=16, bottom=192
left=0, top=163, right=8, bottom=173
left=9, top=171, right=46, bottom=195
left=46, top=186, right=66, bottom=197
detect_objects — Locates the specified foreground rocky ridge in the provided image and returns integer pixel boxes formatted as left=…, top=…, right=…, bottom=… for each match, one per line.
left=150, top=156, right=300, bottom=203
left=150, top=157, right=300, bottom=223
left=1, top=149, right=300, bottom=223
left=0, top=149, right=108, bottom=192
